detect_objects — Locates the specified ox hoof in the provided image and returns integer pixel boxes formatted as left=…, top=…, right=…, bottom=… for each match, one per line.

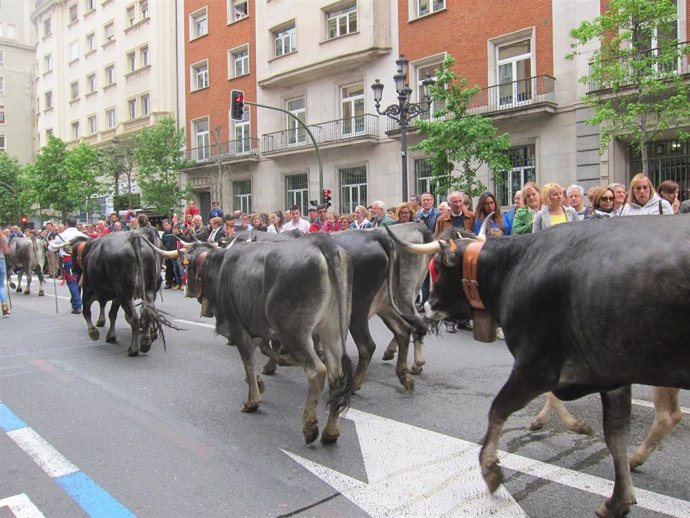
left=105, top=335, right=117, bottom=344
left=382, top=349, right=395, bottom=361
left=410, top=364, right=423, bottom=375
left=241, top=401, right=260, bottom=413
left=482, top=460, right=504, bottom=494
left=595, top=498, right=634, bottom=518
left=96, top=319, right=105, bottom=328
left=38, top=290, right=45, bottom=297
left=528, top=420, right=545, bottom=432
left=320, top=431, right=340, bottom=445
left=303, top=425, right=319, bottom=445
left=402, top=374, right=415, bottom=392
left=261, top=362, right=277, bottom=376
left=140, top=340, right=152, bottom=353
left=629, top=455, right=644, bottom=472
left=15, top=287, right=21, bottom=293
left=567, top=421, right=594, bottom=436
left=88, top=329, right=100, bottom=341
left=127, top=348, right=139, bottom=357
left=9, top=281, right=16, bottom=289
left=23, top=290, right=30, bottom=295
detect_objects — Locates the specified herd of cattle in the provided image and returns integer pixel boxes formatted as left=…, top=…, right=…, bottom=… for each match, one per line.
left=5, top=214, right=689, bottom=518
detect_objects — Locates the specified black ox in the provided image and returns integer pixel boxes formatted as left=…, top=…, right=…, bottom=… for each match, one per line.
left=6, top=236, right=46, bottom=296
left=67, top=220, right=167, bottom=356
left=389, top=216, right=690, bottom=518
left=153, top=233, right=354, bottom=445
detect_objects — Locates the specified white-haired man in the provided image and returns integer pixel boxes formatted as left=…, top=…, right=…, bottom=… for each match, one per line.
left=370, top=200, right=394, bottom=227
left=566, top=184, right=587, bottom=220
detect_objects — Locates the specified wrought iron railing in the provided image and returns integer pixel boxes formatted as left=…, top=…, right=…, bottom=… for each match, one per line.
left=467, top=74, right=556, bottom=114
left=588, top=42, right=690, bottom=92
left=186, top=137, right=260, bottom=164
left=261, top=113, right=378, bottom=153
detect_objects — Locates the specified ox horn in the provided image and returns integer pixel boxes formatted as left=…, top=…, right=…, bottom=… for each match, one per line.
left=384, top=225, right=443, bottom=255
left=142, top=241, right=180, bottom=259
left=476, top=212, right=493, bottom=242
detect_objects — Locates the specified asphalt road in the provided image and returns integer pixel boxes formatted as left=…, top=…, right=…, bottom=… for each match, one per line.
left=1, top=276, right=688, bottom=518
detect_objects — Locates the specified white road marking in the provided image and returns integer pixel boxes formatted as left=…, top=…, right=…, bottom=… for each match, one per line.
left=632, top=398, right=690, bottom=415
left=7, top=427, right=79, bottom=478
left=285, top=408, right=690, bottom=518
left=173, top=319, right=215, bottom=329
left=0, top=494, right=45, bottom=518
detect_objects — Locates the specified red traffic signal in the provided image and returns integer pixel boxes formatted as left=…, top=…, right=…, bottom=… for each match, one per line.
left=231, top=90, right=245, bottom=121
left=322, top=189, right=332, bottom=208
left=20, top=215, right=28, bottom=225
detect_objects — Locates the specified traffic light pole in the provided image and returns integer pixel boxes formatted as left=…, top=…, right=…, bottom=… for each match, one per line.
left=243, top=101, right=324, bottom=195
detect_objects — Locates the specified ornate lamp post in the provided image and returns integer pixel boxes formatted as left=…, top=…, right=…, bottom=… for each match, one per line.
left=371, top=55, right=434, bottom=201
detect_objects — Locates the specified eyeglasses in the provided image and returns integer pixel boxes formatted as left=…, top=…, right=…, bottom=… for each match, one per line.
left=600, top=196, right=614, bottom=201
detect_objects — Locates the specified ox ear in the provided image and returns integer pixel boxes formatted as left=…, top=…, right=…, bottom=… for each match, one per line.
left=440, top=240, right=460, bottom=268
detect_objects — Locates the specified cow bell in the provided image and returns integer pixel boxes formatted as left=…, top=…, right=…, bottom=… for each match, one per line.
left=472, top=310, right=497, bottom=343
left=200, top=296, right=213, bottom=318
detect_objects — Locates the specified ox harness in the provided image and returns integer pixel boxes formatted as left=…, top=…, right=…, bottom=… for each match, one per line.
left=191, top=251, right=208, bottom=299
left=461, top=240, right=485, bottom=311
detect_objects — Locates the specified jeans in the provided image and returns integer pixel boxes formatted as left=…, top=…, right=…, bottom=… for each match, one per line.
left=62, top=259, right=82, bottom=310
left=0, top=258, right=8, bottom=304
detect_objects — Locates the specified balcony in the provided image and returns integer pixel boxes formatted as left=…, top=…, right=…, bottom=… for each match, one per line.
left=261, top=113, right=379, bottom=154
left=185, top=138, right=260, bottom=166
left=588, top=42, right=690, bottom=94
left=466, top=75, right=556, bottom=119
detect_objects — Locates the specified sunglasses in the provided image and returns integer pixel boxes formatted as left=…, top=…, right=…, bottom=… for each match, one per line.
left=600, top=196, right=614, bottom=201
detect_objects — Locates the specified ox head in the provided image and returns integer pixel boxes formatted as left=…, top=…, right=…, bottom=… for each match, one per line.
left=177, top=242, right=218, bottom=317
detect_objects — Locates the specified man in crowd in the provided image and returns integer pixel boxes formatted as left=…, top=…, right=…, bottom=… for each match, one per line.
left=47, top=216, right=87, bottom=314
left=281, top=205, right=310, bottom=233
left=161, top=219, right=178, bottom=289
left=370, top=200, right=394, bottom=227
left=209, top=200, right=223, bottom=222
left=416, top=192, right=441, bottom=309
left=566, top=185, right=588, bottom=220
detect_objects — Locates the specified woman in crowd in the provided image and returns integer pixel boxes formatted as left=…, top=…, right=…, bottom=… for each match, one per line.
left=267, top=211, right=285, bottom=234
left=512, top=182, right=542, bottom=234
left=609, top=182, right=627, bottom=216
left=338, top=214, right=353, bottom=230
left=0, top=228, right=9, bottom=316
left=321, top=211, right=340, bottom=232
left=350, top=205, right=372, bottom=229
left=207, top=217, right=225, bottom=243
left=473, top=191, right=506, bottom=237
left=657, top=179, right=681, bottom=214
left=586, top=186, right=615, bottom=219
left=621, top=173, right=674, bottom=216
left=394, top=202, right=414, bottom=224
left=251, top=213, right=269, bottom=232
left=533, top=182, right=578, bottom=232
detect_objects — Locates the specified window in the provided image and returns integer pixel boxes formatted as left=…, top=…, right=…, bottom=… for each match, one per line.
left=286, top=97, right=305, bottom=146
left=230, top=0, right=248, bottom=21
left=233, top=105, right=250, bottom=154
left=141, top=94, right=150, bottom=116
left=274, top=24, right=296, bottom=57
left=87, top=73, right=96, bottom=93
left=85, top=0, right=95, bottom=12
left=0, top=77, right=4, bottom=95
left=71, top=121, right=80, bottom=140
left=44, top=91, right=52, bottom=110
left=416, top=0, right=445, bottom=17
left=106, top=109, right=116, bottom=128
left=341, top=83, right=364, bottom=135
left=86, top=32, right=96, bottom=52
left=230, top=45, right=249, bottom=77
left=494, top=146, right=536, bottom=207
left=70, top=80, right=79, bottom=100
left=105, top=64, right=115, bottom=85
left=193, top=118, right=210, bottom=161
left=127, top=52, right=136, bottom=72
left=233, top=180, right=252, bottom=213
left=190, top=8, right=208, bottom=39
left=497, top=39, right=532, bottom=107
left=43, top=17, right=51, bottom=38
left=104, top=22, right=114, bottom=43
left=0, top=135, right=5, bottom=151
left=285, top=174, right=308, bottom=213
left=69, top=4, right=78, bottom=23
left=327, top=4, right=357, bottom=39
left=340, top=165, right=367, bottom=214
left=44, top=54, right=53, bottom=73
left=128, top=98, right=136, bottom=119
left=140, top=46, right=149, bottom=67
left=127, top=6, right=136, bottom=26
left=2, top=23, right=16, bottom=40
left=0, top=50, right=4, bottom=66
left=0, top=107, right=5, bottom=124
left=88, top=115, right=97, bottom=134
left=191, top=61, right=209, bottom=90
left=69, top=41, right=79, bottom=62
left=139, top=0, right=149, bottom=19
left=415, top=159, right=447, bottom=203
left=416, top=61, right=442, bottom=119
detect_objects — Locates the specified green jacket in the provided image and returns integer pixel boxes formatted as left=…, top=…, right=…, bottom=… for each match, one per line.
left=372, top=214, right=395, bottom=227
left=511, top=207, right=535, bottom=234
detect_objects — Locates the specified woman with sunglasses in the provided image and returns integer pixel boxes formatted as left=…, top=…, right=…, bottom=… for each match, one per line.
left=586, top=186, right=616, bottom=219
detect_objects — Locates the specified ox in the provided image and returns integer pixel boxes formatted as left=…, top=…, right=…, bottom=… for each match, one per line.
left=6, top=236, right=46, bottom=296
left=68, top=219, right=168, bottom=356
left=233, top=223, right=431, bottom=390
left=388, top=216, right=690, bottom=518
left=157, top=233, right=354, bottom=444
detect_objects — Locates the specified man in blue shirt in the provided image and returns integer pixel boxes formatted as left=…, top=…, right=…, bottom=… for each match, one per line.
left=415, top=192, right=441, bottom=308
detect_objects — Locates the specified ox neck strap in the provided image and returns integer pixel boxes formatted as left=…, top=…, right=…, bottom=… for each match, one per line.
left=194, top=251, right=208, bottom=299
left=461, top=241, right=486, bottom=311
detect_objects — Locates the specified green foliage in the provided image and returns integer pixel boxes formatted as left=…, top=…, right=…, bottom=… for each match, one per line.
left=568, top=0, right=690, bottom=173
left=412, top=55, right=512, bottom=197
left=0, top=153, right=23, bottom=224
left=134, top=117, right=191, bottom=216
left=19, top=136, right=103, bottom=222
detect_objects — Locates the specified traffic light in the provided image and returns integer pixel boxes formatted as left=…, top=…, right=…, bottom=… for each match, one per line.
left=322, top=189, right=332, bottom=209
left=20, top=215, right=28, bottom=225
left=230, top=90, right=245, bottom=121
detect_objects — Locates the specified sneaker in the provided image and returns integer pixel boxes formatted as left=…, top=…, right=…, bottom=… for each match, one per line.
left=71, top=308, right=81, bottom=314
left=496, top=327, right=505, bottom=340
left=444, top=322, right=456, bottom=334
left=164, top=284, right=172, bottom=289
left=458, top=320, right=474, bottom=331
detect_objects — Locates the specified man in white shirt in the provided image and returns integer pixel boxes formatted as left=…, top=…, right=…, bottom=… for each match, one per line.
left=47, top=216, right=87, bottom=313
left=281, top=205, right=310, bottom=233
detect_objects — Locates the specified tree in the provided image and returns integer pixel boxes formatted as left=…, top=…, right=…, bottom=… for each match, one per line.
left=0, top=153, right=22, bottom=224
left=412, top=55, right=512, bottom=197
left=19, top=136, right=103, bottom=222
left=568, top=0, right=690, bottom=175
left=134, top=117, right=191, bottom=216
left=100, top=137, right=138, bottom=210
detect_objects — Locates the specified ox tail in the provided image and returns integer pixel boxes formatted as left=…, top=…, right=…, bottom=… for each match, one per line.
left=384, top=231, right=428, bottom=337
left=323, top=240, right=354, bottom=415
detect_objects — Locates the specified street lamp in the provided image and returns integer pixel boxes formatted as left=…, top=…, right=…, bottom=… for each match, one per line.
left=371, top=55, right=434, bottom=201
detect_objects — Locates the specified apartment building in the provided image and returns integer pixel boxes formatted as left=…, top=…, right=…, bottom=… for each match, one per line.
left=31, top=0, right=181, bottom=213
left=181, top=0, right=690, bottom=216
left=0, top=1, right=36, bottom=165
